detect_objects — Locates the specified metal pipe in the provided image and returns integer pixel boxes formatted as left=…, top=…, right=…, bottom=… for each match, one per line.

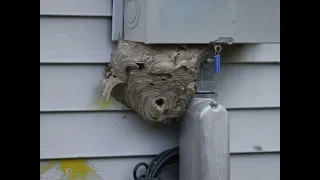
left=179, top=96, right=230, bottom=180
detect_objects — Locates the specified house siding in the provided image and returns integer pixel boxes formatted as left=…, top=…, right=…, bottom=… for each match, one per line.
left=40, top=0, right=280, bottom=179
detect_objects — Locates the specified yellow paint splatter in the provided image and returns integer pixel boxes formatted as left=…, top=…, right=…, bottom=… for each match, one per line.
left=40, top=159, right=102, bottom=180
left=93, top=98, right=111, bottom=109
left=40, top=162, right=58, bottom=175
left=101, top=100, right=111, bottom=109
left=58, top=159, right=99, bottom=180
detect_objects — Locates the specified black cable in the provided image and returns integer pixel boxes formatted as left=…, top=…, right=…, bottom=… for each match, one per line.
left=133, top=146, right=179, bottom=180
left=148, top=147, right=179, bottom=177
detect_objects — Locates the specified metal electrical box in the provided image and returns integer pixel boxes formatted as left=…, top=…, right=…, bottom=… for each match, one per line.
left=121, top=0, right=280, bottom=44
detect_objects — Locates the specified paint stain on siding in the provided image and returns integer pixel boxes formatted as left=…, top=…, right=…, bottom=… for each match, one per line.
left=40, top=159, right=102, bottom=179
left=88, top=98, right=111, bottom=110
left=40, top=162, right=57, bottom=175
left=59, top=159, right=100, bottom=179
left=96, top=99, right=111, bottom=109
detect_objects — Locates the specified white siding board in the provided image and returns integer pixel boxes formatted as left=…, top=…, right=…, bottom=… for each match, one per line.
left=40, top=153, right=280, bottom=180
left=40, top=64, right=279, bottom=112
left=40, top=0, right=112, bottom=16
left=229, top=109, right=280, bottom=153
left=221, top=44, right=280, bottom=63
left=40, top=17, right=115, bottom=63
left=230, top=153, right=280, bottom=180
left=40, top=64, right=128, bottom=111
left=215, top=64, right=280, bottom=108
left=40, top=157, right=154, bottom=180
left=40, top=109, right=279, bottom=159
left=40, top=111, right=179, bottom=159
left=40, top=16, right=279, bottom=64
left=40, top=18, right=279, bottom=65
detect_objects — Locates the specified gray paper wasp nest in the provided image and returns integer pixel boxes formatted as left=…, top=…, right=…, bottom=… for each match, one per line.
left=101, top=40, right=208, bottom=123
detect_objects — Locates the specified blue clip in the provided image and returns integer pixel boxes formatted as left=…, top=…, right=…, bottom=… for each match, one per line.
left=214, top=54, right=220, bottom=74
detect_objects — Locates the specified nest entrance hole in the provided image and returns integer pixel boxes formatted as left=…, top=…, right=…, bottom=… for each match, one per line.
left=156, top=99, right=164, bottom=107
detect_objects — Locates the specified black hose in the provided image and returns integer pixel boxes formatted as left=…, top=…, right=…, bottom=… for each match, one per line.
left=133, top=146, right=179, bottom=180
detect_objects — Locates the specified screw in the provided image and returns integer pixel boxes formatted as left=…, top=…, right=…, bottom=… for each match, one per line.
left=209, top=101, right=217, bottom=107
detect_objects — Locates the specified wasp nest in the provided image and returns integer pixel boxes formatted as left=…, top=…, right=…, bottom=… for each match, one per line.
left=101, top=40, right=208, bottom=123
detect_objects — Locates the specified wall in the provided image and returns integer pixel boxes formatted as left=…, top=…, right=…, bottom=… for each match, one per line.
left=40, top=0, right=280, bottom=179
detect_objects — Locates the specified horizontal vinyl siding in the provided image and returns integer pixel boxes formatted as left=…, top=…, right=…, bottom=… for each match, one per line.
left=40, top=0, right=112, bottom=16
left=221, top=44, right=280, bottom=63
left=40, top=17, right=279, bottom=64
left=40, top=153, right=280, bottom=180
left=40, top=3, right=280, bottom=179
left=40, top=17, right=115, bottom=63
left=40, top=64, right=279, bottom=112
left=40, top=109, right=279, bottom=159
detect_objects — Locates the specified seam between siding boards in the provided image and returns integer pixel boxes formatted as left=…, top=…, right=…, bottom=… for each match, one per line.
left=39, top=61, right=280, bottom=65
left=40, top=151, right=280, bottom=160
left=40, top=14, right=112, bottom=17
left=39, top=106, right=280, bottom=113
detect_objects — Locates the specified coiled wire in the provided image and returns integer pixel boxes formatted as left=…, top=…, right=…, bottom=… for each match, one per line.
left=133, top=146, right=179, bottom=180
